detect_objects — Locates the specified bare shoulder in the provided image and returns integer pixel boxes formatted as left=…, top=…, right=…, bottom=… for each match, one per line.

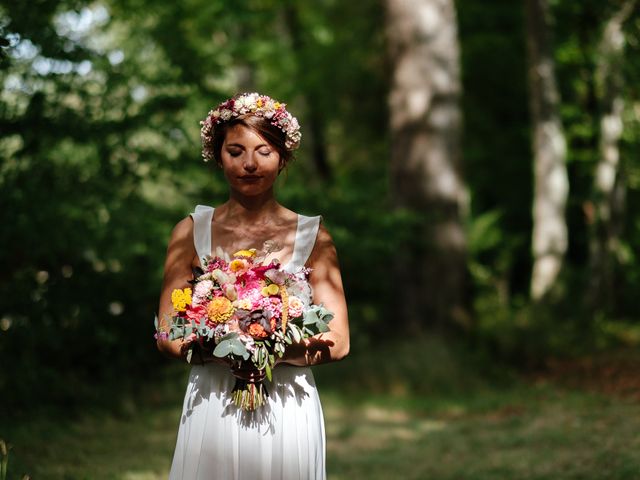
left=279, top=205, right=301, bottom=225
left=169, top=216, right=195, bottom=244
left=316, top=221, right=334, bottom=246
left=164, top=216, right=197, bottom=267
left=308, top=220, right=338, bottom=266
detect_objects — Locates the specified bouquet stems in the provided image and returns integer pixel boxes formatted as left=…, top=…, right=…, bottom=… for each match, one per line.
left=231, top=372, right=268, bottom=411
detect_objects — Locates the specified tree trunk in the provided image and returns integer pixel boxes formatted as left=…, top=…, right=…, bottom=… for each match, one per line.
left=386, top=0, right=468, bottom=330
left=525, top=0, right=569, bottom=301
left=588, top=1, right=635, bottom=309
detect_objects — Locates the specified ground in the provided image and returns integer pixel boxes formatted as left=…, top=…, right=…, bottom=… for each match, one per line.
left=2, top=351, right=640, bottom=479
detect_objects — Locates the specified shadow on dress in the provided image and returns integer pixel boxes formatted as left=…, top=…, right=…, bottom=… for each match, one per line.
left=182, top=364, right=315, bottom=430
left=182, top=337, right=334, bottom=429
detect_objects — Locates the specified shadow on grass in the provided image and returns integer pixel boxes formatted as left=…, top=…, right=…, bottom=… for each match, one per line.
left=3, top=336, right=640, bottom=479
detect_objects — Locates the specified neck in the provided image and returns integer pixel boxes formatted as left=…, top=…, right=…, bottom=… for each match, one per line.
left=219, top=189, right=281, bottom=223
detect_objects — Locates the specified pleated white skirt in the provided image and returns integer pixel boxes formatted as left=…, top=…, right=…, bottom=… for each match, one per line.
left=169, top=363, right=326, bottom=480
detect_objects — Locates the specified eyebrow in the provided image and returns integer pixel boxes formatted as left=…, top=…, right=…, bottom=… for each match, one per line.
left=225, top=142, right=270, bottom=148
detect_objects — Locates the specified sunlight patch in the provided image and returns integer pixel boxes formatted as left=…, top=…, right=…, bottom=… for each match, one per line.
left=122, top=471, right=165, bottom=480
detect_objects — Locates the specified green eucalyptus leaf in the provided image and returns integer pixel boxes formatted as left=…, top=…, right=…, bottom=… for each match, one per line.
left=291, top=325, right=302, bottom=343
left=229, top=339, right=250, bottom=360
left=213, top=340, right=233, bottom=357
left=315, top=322, right=330, bottom=333
left=219, top=331, right=239, bottom=342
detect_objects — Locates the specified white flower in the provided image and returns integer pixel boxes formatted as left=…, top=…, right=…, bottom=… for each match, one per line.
left=288, top=296, right=305, bottom=318
left=224, top=285, right=238, bottom=301
left=212, top=269, right=235, bottom=285
left=288, top=280, right=312, bottom=305
left=193, top=280, right=214, bottom=305
left=239, top=334, right=256, bottom=352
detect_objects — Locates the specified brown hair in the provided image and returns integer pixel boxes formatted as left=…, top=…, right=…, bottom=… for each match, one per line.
left=209, top=115, right=294, bottom=170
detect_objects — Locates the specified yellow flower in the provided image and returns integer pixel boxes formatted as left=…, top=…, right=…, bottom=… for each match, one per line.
left=233, top=249, right=256, bottom=258
left=230, top=259, right=248, bottom=272
left=261, top=284, right=280, bottom=296
left=207, top=297, right=234, bottom=323
left=171, top=288, right=192, bottom=312
left=274, top=102, right=281, bottom=109
left=256, top=98, right=263, bottom=108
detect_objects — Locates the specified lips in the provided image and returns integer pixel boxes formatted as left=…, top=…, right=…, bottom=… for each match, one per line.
left=240, top=175, right=262, bottom=181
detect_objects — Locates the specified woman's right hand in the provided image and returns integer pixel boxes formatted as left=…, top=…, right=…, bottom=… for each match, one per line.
left=157, top=217, right=199, bottom=361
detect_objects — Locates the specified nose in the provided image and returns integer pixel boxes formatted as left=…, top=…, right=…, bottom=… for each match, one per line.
left=243, top=154, right=257, bottom=172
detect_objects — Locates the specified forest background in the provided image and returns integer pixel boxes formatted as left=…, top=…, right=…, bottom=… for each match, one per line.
left=1, top=0, right=640, bottom=478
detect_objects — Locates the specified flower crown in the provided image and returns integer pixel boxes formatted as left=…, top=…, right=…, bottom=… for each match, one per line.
left=200, top=92, right=302, bottom=162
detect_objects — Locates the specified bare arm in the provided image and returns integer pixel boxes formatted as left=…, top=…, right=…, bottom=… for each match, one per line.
left=279, top=223, right=350, bottom=366
left=156, top=217, right=198, bottom=360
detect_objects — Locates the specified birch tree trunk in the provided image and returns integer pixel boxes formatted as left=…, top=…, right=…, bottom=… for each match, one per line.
left=525, top=0, right=569, bottom=301
left=386, top=0, right=468, bottom=329
left=588, top=1, right=635, bottom=309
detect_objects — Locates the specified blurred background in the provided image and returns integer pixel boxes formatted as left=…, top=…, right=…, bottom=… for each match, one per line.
left=2, top=0, right=640, bottom=478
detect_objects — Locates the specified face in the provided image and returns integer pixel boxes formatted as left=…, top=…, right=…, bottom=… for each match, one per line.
left=220, top=124, right=282, bottom=197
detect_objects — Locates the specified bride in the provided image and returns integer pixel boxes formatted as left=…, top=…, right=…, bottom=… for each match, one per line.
left=156, top=92, right=350, bottom=480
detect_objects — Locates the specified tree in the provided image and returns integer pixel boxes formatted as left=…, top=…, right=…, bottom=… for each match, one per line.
left=525, top=0, right=569, bottom=301
left=587, top=0, right=636, bottom=310
left=385, top=0, right=468, bottom=329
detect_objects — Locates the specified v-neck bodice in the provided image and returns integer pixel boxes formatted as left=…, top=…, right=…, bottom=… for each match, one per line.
left=189, top=205, right=321, bottom=272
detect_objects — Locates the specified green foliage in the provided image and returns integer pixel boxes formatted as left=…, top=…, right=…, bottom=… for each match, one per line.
left=2, top=0, right=640, bottom=414
left=5, top=343, right=640, bottom=479
left=459, top=0, right=640, bottom=351
left=0, top=0, right=390, bottom=411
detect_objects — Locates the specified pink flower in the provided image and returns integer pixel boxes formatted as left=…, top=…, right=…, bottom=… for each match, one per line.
left=265, top=268, right=287, bottom=284
left=186, top=305, right=207, bottom=324
left=236, top=285, right=263, bottom=307
left=259, top=296, right=282, bottom=319
left=207, top=257, right=227, bottom=272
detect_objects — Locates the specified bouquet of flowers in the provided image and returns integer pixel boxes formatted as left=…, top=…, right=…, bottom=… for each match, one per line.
left=155, top=246, right=333, bottom=410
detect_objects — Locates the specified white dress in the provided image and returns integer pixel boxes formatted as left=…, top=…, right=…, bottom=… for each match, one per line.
left=169, top=205, right=326, bottom=480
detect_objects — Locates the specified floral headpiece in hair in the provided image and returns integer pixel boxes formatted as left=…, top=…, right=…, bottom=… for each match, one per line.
left=200, top=92, right=302, bottom=162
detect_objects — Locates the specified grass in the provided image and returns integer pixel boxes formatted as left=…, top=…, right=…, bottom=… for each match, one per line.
left=323, top=388, right=640, bottom=479
left=2, top=339, right=640, bottom=479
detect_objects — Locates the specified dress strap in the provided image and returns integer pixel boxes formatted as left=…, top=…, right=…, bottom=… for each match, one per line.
left=190, top=205, right=214, bottom=265
left=287, top=215, right=322, bottom=271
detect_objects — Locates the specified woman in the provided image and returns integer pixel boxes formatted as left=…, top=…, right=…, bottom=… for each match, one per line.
left=156, top=92, right=350, bottom=480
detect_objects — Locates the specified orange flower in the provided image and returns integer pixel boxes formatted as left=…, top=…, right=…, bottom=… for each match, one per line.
left=248, top=323, right=267, bottom=338
left=207, top=297, right=234, bottom=323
